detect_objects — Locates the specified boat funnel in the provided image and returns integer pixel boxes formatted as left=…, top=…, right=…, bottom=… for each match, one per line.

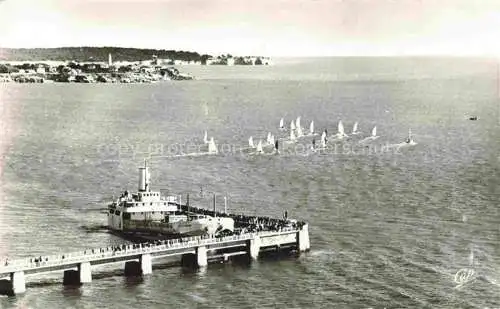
left=138, top=160, right=150, bottom=192
left=213, top=194, right=217, bottom=217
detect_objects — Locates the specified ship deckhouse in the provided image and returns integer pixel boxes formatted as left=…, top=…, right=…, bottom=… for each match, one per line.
left=107, top=160, right=235, bottom=237
left=108, top=161, right=180, bottom=230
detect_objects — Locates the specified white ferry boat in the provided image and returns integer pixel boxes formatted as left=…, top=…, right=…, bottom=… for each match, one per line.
left=107, top=161, right=234, bottom=240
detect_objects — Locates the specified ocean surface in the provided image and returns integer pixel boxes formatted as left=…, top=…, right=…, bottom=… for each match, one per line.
left=0, top=57, right=499, bottom=308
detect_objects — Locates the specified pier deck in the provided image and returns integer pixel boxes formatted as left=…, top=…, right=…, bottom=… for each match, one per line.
left=0, top=224, right=310, bottom=296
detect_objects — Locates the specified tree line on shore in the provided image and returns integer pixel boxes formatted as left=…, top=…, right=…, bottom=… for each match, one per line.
left=0, top=47, right=212, bottom=63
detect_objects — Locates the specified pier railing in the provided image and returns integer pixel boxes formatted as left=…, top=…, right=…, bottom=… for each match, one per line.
left=0, top=228, right=299, bottom=275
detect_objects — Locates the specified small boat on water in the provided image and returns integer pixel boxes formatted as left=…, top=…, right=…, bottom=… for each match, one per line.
left=279, top=118, right=285, bottom=130
left=296, top=124, right=304, bottom=138
left=351, top=122, right=360, bottom=135
left=332, top=120, right=348, bottom=140
left=288, top=126, right=297, bottom=143
left=256, top=140, right=264, bottom=154
left=405, top=128, right=416, bottom=144
left=266, top=132, right=275, bottom=145
left=321, top=130, right=327, bottom=146
left=400, top=128, right=417, bottom=147
left=359, top=126, right=379, bottom=144
left=203, top=131, right=209, bottom=144
left=248, top=136, right=255, bottom=148
left=309, top=121, right=315, bottom=135
left=273, top=140, right=280, bottom=155
left=296, top=116, right=301, bottom=131
left=310, top=139, right=317, bottom=152
left=208, top=137, right=218, bottom=154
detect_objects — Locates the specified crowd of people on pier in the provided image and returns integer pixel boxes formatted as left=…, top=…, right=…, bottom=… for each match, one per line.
left=16, top=236, right=212, bottom=267
left=180, top=205, right=305, bottom=234
left=14, top=232, right=247, bottom=268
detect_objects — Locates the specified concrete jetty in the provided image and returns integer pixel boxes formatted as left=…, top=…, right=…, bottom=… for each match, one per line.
left=0, top=225, right=309, bottom=296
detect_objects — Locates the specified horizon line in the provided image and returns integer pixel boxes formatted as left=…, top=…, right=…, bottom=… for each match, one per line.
left=1, top=45, right=500, bottom=59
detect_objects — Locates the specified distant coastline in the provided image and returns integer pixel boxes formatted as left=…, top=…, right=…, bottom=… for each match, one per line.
left=0, top=47, right=272, bottom=66
left=0, top=47, right=273, bottom=83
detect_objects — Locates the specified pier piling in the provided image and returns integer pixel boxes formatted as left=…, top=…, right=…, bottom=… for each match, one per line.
left=181, top=246, right=207, bottom=268
left=247, top=236, right=261, bottom=260
left=79, top=262, right=92, bottom=283
left=0, top=271, right=26, bottom=295
left=196, top=246, right=208, bottom=268
left=140, top=254, right=152, bottom=275
left=124, top=253, right=153, bottom=276
left=63, top=262, right=92, bottom=285
left=297, top=224, right=310, bottom=252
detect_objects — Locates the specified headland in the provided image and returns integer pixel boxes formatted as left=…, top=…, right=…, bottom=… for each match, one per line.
left=0, top=47, right=273, bottom=83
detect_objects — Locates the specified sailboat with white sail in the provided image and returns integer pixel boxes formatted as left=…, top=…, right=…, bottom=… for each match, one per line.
left=287, top=126, right=297, bottom=143
left=269, top=133, right=275, bottom=146
left=308, top=130, right=327, bottom=154
left=319, top=130, right=327, bottom=149
left=256, top=140, right=264, bottom=154
left=162, top=135, right=220, bottom=158
left=203, top=131, right=209, bottom=144
left=208, top=137, right=218, bottom=154
left=310, top=139, right=316, bottom=152
left=359, top=126, right=379, bottom=144
left=279, top=118, right=285, bottom=131
left=266, top=132, right=273, bottom=145
left=296, top=124, right=304, bottom=138
left=272, top=140, right=280, bottom=155
left=248, top=136, right=255, bottom=148
left=308, top=120, right=317, bottom=136
left=351, top=122, right=360, bottom=135
left=332, top=120, right=348, bottom=140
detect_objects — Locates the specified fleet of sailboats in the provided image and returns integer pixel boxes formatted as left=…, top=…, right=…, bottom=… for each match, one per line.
left=190, top=117, right=416, bottom=158
left=151, top=114, right=416, bottom=160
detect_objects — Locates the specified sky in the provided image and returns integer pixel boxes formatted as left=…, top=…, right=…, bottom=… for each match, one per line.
left=1, top=0, right=500, bottom=56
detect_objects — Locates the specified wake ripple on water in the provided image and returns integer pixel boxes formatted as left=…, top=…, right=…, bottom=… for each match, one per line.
left=186, top=292, right=207, bottom=303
